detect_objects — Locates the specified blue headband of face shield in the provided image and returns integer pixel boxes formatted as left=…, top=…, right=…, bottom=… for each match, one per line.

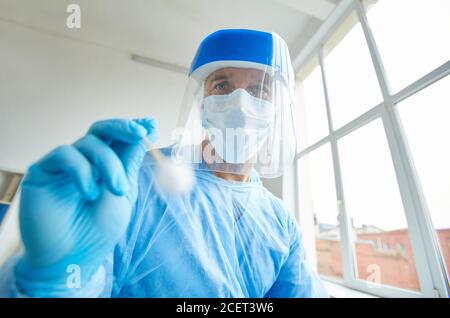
left=189, top=29, right=295, bottom=88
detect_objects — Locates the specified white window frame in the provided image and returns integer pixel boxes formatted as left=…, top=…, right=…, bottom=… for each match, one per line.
left=291, top=0, right=450, bottom=298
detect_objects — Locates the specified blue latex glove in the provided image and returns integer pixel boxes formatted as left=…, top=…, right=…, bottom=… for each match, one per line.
left=14, top=118, right=158, bottom=297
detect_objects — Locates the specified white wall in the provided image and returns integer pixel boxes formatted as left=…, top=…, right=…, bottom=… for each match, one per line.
left=0, top=20, right=187, bottom=172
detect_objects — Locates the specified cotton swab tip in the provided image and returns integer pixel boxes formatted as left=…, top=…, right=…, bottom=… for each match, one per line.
left=155, top=159, right=195, bottom=194
left=143, top=137, right=195, bottom=194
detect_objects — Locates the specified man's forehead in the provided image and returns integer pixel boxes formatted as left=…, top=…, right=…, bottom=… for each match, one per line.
left=206, top=67, right=271, bottom=82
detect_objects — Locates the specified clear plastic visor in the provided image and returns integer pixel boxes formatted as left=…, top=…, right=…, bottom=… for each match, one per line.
left=171, top=65, right=296, bottom=178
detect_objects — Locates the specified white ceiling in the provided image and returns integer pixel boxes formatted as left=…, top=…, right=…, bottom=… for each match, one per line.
left=0, top=0, right=340, bottom=72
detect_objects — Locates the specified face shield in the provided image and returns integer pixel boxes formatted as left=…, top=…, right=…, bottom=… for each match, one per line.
left=171, top=29, right=297, bottom=178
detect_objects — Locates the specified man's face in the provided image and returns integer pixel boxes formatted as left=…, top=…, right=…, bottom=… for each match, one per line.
left=204, top=67, right=273, bottom=101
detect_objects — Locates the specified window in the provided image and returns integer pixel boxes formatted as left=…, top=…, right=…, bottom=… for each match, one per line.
left=323, top=11, right=382, bottom=129
left=366, top=0, right=450, bottom=93
left=295, top=0, right=450, bottom=298
left=297, top=57, right=329, bottom=149
left=298, top=143, right=343, bottom=279
left=338, top=119, right=420, bottom=291
left=397, top=75, right=450, bottom=280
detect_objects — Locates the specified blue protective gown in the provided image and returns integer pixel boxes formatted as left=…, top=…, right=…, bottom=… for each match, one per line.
left=0, top=149, right=327, bottom=298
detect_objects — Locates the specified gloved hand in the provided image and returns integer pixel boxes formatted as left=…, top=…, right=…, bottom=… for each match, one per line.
left=14, top=118, right=158, bottom=297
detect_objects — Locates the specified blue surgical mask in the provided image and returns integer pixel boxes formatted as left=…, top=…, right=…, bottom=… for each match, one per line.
left=201, top=89, right=274, bottom=164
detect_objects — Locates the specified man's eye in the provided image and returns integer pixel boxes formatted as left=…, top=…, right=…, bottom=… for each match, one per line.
left=214, top=82, right=228, bottom=90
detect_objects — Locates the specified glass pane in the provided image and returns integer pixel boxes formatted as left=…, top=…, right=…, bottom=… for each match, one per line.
left=298, top=143, right=343, bottom=279
left=297, top=58, right=329, bottom=149
left=397, top=75, right=450, bottom=280
left=323, top=11, right=382, bottom=129
left=338, top=119, right=421, bottom=291
left=367, top=0, right=450, bottom=93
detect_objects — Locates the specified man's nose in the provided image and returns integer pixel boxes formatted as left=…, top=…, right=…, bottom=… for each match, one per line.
left=231, top=78, right=251, bottom=91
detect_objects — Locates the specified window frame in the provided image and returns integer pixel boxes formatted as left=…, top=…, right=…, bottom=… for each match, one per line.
left=292, top=0, right=450, bottom=298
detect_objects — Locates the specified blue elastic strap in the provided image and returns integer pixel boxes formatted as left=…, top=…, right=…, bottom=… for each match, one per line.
left=189, top=29, right=274, bottom=73
left=190, top=28, right=295, bottom=88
